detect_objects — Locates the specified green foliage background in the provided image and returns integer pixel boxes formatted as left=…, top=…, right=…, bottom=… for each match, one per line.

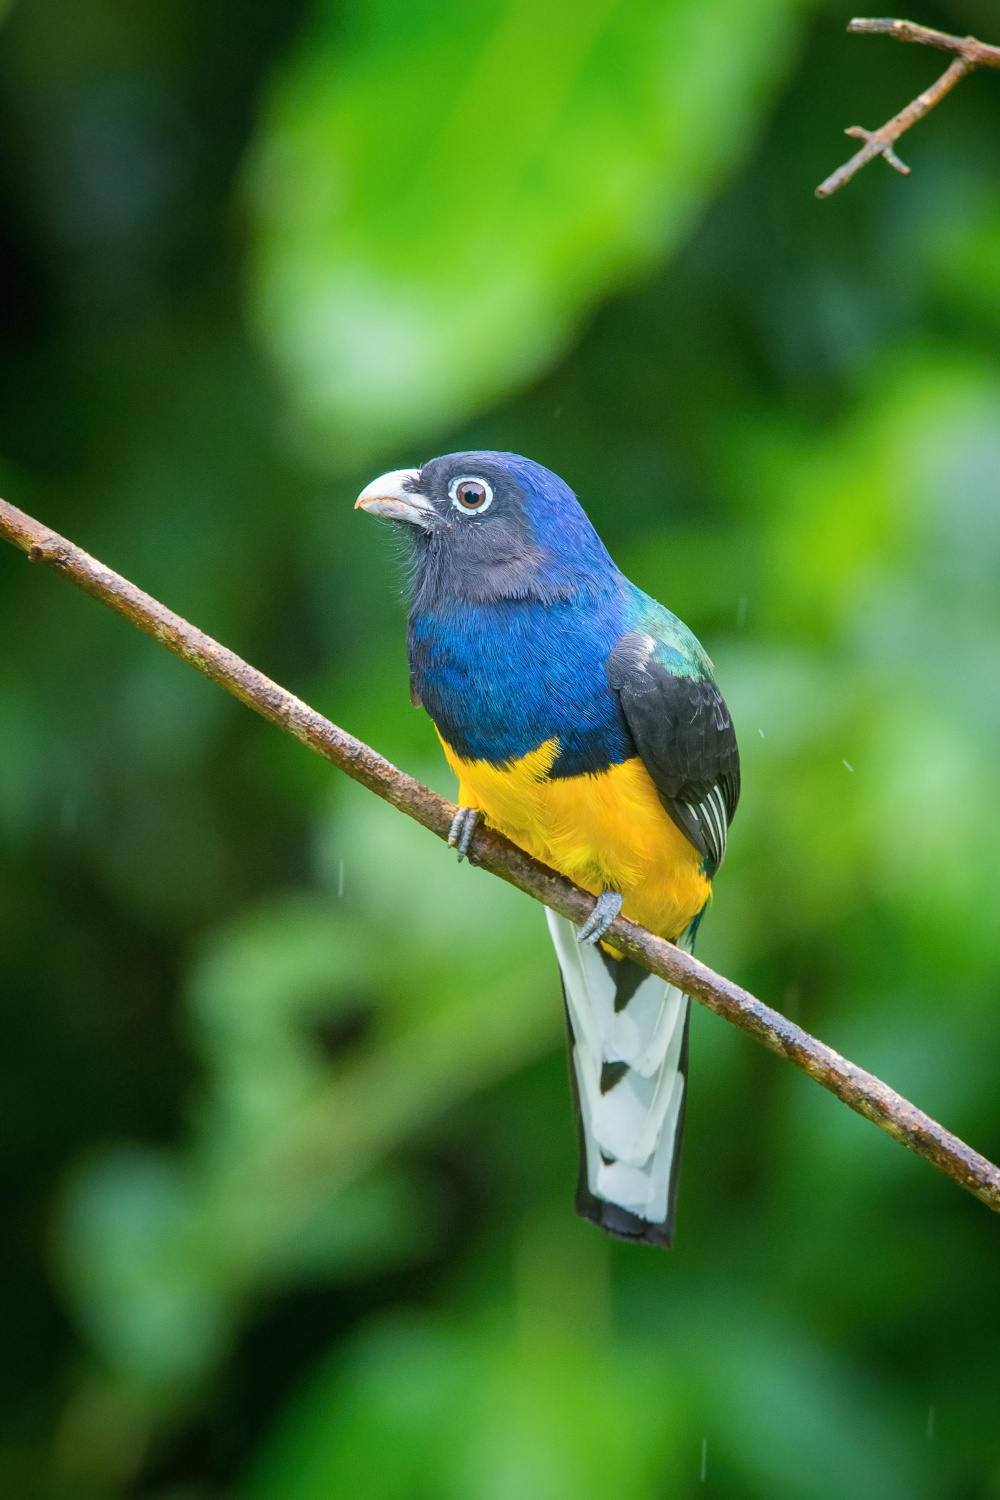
left=0, top=0, right=998, bottom=1495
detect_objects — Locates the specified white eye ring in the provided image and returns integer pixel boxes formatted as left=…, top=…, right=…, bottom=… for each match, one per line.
left=448, top=475, right=493, bottom=515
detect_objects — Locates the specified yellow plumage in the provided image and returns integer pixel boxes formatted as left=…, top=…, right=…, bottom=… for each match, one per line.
left=438, top=731, right=710, bottom=943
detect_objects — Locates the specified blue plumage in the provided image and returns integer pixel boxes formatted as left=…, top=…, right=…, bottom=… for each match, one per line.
left=409, top=592, right=633, bottom=774
left=355, top=449, right=740, bottom=1249
left=406, top=453, right=710, bottom=777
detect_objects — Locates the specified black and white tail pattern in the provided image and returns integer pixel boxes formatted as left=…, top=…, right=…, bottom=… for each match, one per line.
left=546, top=908, right=692, bottom=1247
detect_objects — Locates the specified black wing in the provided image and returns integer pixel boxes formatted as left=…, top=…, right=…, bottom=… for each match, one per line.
left=607, top=633, right=740, bottom=872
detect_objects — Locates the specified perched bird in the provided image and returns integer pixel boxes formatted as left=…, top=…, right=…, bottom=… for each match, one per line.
left=356, top=452, right=739, bottom=1247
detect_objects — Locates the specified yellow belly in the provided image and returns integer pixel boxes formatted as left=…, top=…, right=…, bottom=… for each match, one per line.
left=439, top=733, right=710, bottom=943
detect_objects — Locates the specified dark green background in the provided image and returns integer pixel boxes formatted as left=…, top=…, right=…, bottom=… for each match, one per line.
left=0, top=1, right=999, bottom=1495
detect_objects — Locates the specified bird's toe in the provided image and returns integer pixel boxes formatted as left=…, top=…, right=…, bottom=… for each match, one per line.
left=448, top=806, right=480, bottom=862
left=447, top=808, right=466, bottom=847
left=578, top=889, right=624, bottom=945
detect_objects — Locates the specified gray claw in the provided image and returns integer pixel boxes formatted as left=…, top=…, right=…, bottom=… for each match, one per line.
left=447, top=808, right=467, bottom=846
left=577, top=889, right=624, bottom=945
left=447, top=806, right=480, bottom=863
left=457, top=808, right=480, bottom=860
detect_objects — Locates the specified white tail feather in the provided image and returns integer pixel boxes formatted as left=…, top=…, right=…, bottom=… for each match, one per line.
left=546, top=908, right=691, bottom=1227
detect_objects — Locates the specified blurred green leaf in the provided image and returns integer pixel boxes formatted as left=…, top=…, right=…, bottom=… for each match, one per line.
left=55, top=780, right=559, bottom=1410
left=246, top=0, right=809, bottom=460
left=239, top=1290, right=927, bottom=1500
left=239, top=1316, right=681, bottom=1500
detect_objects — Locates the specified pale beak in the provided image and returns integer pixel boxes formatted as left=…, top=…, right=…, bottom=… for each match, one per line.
left=354, top=468, right=435, bottom=529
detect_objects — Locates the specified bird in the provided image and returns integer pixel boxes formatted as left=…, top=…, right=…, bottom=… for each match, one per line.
left=355, top=452, right=739, bottom=1247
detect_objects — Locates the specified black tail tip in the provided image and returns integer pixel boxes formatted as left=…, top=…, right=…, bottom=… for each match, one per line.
left=576, top=1193, right=675, bottom=1249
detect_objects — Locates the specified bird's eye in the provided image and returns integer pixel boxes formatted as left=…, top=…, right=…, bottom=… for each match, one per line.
left=448, top=475, right=493, bottom=514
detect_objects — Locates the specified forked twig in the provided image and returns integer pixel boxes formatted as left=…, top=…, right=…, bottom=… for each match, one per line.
left=2, top=496, right=1000, bottom=1215
left=816, top=18, right=1000, bottom=199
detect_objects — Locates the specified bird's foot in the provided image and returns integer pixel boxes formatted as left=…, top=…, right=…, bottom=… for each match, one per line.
left=578, top=889, right=624, bottom=945
left=447, top=806, right=480, bottom=862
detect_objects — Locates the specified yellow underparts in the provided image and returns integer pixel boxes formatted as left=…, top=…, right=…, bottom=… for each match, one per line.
left=439, top=732, right=711, bottom=944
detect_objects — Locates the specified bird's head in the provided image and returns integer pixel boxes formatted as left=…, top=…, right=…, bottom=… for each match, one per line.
left=355, top=450, right=616, bottom=605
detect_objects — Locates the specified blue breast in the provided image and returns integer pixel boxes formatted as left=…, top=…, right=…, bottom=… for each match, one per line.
left=408, top=588, right=635, bottom=777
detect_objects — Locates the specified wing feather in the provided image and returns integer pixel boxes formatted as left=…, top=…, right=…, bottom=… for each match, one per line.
left=607, top=633, right=740, bottom=871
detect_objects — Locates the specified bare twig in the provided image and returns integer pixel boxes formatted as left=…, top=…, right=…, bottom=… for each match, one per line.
left=816, top=18, right=1000, bottom=199
left=849, top=16, right=1000, bottom=68
left=2, top=496, right=1000, bottom=1216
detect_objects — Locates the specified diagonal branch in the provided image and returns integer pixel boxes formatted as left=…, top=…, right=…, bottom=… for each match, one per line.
left=2, top=495, right=999, bottom=1215
left=816, top=18, right=1000, bottom=199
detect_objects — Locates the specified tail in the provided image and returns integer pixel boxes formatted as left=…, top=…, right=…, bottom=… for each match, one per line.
left=546, top=908, right=692, bottom=1248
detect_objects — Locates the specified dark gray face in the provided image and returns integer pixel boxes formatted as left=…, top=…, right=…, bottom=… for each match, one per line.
left=356, top=450, right=547, bottom=603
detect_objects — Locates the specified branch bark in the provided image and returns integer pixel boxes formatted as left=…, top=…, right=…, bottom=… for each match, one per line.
left=816, top=18, right=1000, bottom=199
left=2, top=495, right=999, bottom=1216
